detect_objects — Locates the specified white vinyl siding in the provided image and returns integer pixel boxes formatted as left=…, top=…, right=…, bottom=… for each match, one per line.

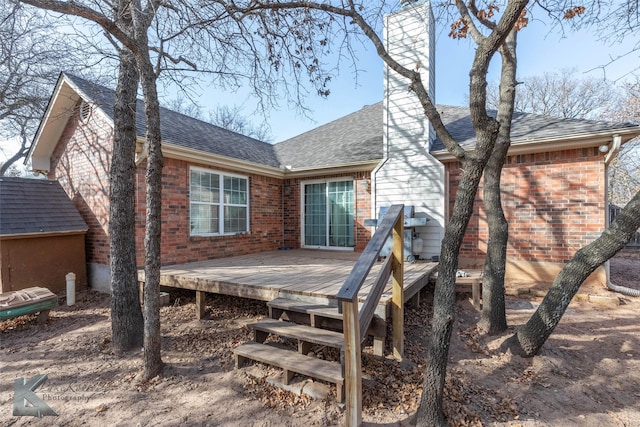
left=190, top=167, right=249, bottom=236
left=375, top=3, right=444, bottom=260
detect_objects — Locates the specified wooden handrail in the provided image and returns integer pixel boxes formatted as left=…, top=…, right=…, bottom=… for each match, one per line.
left=338, top=204, right=404, bottom=427
left=359, top=255, right=392, bottom=343
left=337, top=204, right=404, bottom=302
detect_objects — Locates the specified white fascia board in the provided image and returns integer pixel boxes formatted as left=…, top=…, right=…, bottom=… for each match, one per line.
left=27, top=74, right=68, bottom=164
left=431, top=127, right=640, bottom=162
left=281, top=160, right=382, bottom=178
left=27, top=75, right=116, bottom=172
left=161, top=142, right=285, bottom=179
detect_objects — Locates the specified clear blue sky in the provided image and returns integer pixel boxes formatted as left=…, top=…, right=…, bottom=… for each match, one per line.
left=2, top=6, right=638, bottom=164
left=191, top=12, right=638, bottom=143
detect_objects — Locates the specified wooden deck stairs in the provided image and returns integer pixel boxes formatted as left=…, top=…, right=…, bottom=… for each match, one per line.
left=234, top=299, right=349, bottom=401
left=235, top=205, right=408, bottom=425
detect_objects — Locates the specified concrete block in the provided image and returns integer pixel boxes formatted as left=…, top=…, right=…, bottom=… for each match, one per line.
left=588, top=295, right=620, bottom=307
left=266, top=375, right=306, bottom=395
left=573, top=293, right=589, bottom=302
left=302, top=381, right=331, bottom=400
left=160, top=292, right=170, bottom=306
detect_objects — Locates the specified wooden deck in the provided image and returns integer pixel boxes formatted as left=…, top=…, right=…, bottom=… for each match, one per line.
left=139, top=249, right=437, bottom=308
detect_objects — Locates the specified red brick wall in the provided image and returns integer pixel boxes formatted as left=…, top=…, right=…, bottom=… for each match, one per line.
left=49, top=101, right=112, bottom=266
left=446, top=147, right=606, bottom=264
left=283, top=172, right=372, bottom=252
left=134, top=158, right=285, bottom=266
left=50, top=104, right=374, bottom=268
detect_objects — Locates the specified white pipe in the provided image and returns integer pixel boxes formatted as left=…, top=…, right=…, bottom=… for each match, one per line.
left=604, top=134, right=622, bottom=165
left=66, top=272, right=76, bottom=306
left=607, top=281, right=640, bottom=297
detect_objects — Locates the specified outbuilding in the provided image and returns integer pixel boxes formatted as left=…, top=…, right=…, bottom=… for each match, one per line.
left=0, top=177, right=88, bottom=293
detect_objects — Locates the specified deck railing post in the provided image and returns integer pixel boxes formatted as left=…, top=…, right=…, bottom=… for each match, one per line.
left=392, top=209, right=404, bottom=360
left=342, top=298, right=362, bottom=427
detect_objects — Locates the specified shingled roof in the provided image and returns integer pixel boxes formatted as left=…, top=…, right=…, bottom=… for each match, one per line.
left=0, top=177, right=88, bottom=237
left=66, top=74, right=281, bottom=168
left=59, top=74, right=639, bottom=170
left=274, top=103, right=383, bottom=169
left=431, top=105, right=639, bottom=152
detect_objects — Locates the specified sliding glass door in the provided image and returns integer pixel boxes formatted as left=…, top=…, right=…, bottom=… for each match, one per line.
left=303, top=180, right=354, bottom=249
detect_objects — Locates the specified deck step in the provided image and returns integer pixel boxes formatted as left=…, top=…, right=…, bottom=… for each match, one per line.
left=268, top=298, right=345, bottom=324
left=234, top=341, right=344, bottom=401
left=250, top=319, right=344, bottom=350
left=267, top=297, right=387, bottom=357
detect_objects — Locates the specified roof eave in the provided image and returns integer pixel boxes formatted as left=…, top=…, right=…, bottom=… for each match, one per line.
left=27, top=74, right=115, bottom=173
left=281, top=160, right=382, bottom=178
left=0, top=229, right=88, bottom=240
left=161, top=142, right=286, bottom=178
left=431, top=127, right=640, bottom=162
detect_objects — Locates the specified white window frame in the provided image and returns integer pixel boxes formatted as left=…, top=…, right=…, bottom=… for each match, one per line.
left=189, top=166, right=250, bottom=236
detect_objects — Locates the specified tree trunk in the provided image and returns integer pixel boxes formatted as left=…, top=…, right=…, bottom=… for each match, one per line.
left=415, top=4, right=529, bottom=422
left=131, top=6, right=164, bottom=379
left=0, top=122, right=29, bottom=176
left=417, top=157, right=488, bottom=425
left=109, top=48, right=144, bottom=353
left=479, top=30, right=518, bottom=335
left=508, top=188, right=640, bottom=356
left=479, top=144, right=509, bottom=334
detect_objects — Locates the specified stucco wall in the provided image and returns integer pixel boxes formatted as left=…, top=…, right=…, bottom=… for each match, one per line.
left=0, top=233, right=88, bottom=294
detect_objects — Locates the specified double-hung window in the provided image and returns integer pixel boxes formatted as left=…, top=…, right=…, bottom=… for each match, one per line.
left=190, top=167, right=249, bottom=236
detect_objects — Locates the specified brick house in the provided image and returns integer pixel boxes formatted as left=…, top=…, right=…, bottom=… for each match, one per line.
left=26, top=3, right=640, bottom=292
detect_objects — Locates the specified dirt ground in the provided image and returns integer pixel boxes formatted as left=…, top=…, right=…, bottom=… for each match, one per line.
left=1, top=252, right=639, bottom=426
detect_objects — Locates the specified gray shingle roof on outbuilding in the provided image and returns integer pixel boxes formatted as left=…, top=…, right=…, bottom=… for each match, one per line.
left=0, top=177, right=88, bottom=236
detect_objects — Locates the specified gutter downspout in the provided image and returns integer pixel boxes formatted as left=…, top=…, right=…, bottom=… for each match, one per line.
left=603, top=134, right=640, bottom=297
left=371, top=13, right=394, bottom=222
left=371, top=118, right=391, bottom=223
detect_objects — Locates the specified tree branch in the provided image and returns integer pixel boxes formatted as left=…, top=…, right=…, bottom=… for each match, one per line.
left=16, top=0, right=137, bottom=52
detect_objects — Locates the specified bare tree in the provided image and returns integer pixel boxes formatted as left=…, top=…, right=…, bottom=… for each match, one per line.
left=603, top=78, right=640, bottom=207
left=1, top=0, right=144, bottom=353
left=487, top=68, right=616, bottom=119
left=16, top=0, right=338, bottom=379
left=226, top=1, right=640, bottom=424
left=166, top=99, right=273, bottom=142
left=479, top=22, right=518, bottom=336
left=222, top=1, right=529, bottom=425
left=508, top=186, right=640, bottom=355
left=108, top=5, right=145, bottom=353
left=208, top=105, right=272, bottom=142
left=0, top=4, right=86, bottom=175
left=0, top=161, right=22, bottom=177
left=15, top=0, right=171, bottom=378
left=481, top=68, right=614, bottom=334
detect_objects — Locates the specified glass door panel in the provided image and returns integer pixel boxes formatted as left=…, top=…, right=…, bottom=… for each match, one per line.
left=303, top=180, right=354, bottom=249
